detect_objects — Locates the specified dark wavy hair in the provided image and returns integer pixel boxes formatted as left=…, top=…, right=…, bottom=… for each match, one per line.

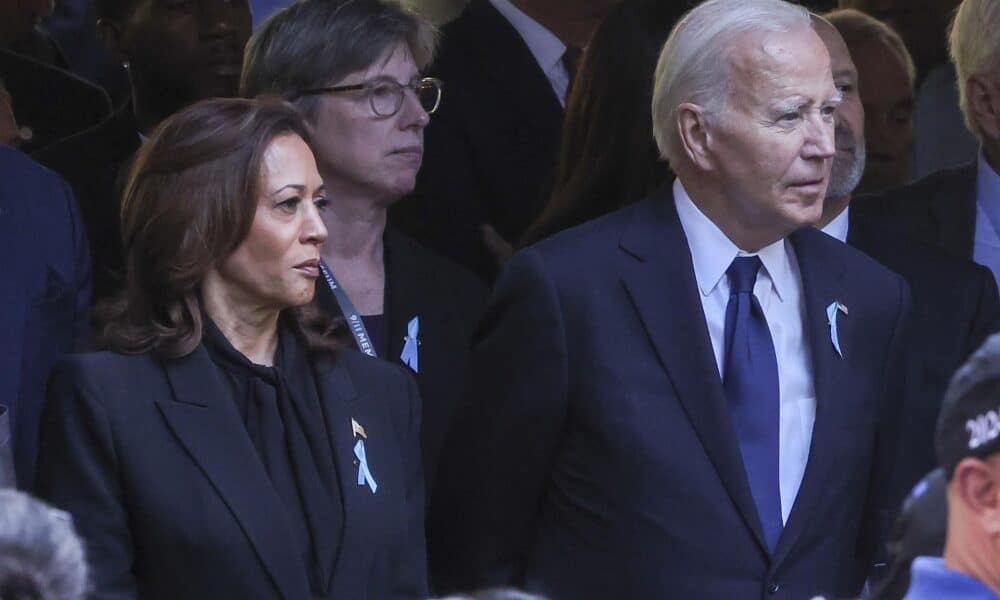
left=96, top=97, right=345, bottom=359
left=520, top=0, right=692, bottom=247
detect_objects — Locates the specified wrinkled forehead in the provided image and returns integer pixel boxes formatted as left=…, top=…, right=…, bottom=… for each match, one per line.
left=727, top=28, right=836, bottom=109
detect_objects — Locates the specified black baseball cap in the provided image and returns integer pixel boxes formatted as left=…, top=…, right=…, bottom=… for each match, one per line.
left=936, top=334, right=1000, bottom=479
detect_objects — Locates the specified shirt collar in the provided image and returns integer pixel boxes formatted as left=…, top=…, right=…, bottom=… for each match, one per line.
left=673, top=178, right=791, bottom=302
left=489, top=0, right=566, bottom=76
left=820, top=206, right=850, bottom=243
left=907, top=557, right=1000, bottom=599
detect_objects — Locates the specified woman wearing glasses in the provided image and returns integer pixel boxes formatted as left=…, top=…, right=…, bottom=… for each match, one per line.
left=243, top=0, right=488, bottom=504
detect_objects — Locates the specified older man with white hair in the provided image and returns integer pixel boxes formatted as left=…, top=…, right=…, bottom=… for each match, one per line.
left=860, top=0, right=1000, bottom=290
left=434, top=1, right=913, bottom=598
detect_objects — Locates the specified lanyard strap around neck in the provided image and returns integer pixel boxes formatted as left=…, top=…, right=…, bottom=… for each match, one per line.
left=318, top=259, right=377, bottom=357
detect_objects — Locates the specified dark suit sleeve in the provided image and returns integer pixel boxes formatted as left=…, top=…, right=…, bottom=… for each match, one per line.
left=860, top=276, right=914, bottom=574
left=432, top=248, right=569, bottom=590
left=965, top=267, right=1000, bottom=357
left=391, top=368, right=430, bottom=598
left=35, top=360, right=137, bottom=599
left=59, top=175, right=92, bottom=347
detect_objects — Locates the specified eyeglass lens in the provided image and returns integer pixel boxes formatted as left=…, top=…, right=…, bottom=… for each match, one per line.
left=369, top=80, right=441, bottom=117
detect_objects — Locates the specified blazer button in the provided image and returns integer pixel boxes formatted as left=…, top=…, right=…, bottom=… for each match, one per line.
left=767, top=583, right=781, bottom=594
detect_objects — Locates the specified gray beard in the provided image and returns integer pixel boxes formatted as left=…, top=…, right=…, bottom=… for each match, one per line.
left=826, top=140, right=866, bottom=202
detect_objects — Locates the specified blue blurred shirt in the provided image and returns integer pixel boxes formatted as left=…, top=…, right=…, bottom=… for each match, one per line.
left=903, top=557, right=998, bottom=599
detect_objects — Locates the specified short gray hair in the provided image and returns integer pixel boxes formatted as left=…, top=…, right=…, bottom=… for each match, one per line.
left=241, top=0, right=439, bottom=119
left=651, top=0, right=812, bottom=166
left=949, top=0, right=1000, bottom=141
left=0, top=490, right=88, bottom=600
left=825, top=9, right=916, bottom=89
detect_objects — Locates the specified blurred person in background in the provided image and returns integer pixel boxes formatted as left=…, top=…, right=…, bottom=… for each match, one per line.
left=242, top=0, right=488, bottom=504
left=0, top=0, right=65, bottom=67
left=812, top=11, right=999, bottom=513
left=36, top=0, right=252, bottom=306
left=35, top=98, right=427, bottom=598
left=392, top=0, right=623, bottom=281
left=826, top=8, right=916, bottom=193
left=0, top=145, right=89, bottom=490
left=858, top=0, right=1000, bottom=290
left=0, top=490, right=87, bottom=600
left=839, top=0, right=978, bottom=176
left=519, top=0, right=691, bottom=247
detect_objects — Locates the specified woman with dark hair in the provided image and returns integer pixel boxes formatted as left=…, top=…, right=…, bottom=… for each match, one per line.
left=243, top=0, right=488, bottom=493
left=34, top=98, right=428, bottom=599
left=520, top=0, right=692, bottom=246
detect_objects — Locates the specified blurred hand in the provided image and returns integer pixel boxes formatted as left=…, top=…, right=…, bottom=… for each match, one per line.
left=481, top=223, right=514, bottom=268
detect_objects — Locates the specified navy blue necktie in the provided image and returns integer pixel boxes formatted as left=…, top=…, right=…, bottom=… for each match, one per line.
left=723, top=256, right=783, bottom=551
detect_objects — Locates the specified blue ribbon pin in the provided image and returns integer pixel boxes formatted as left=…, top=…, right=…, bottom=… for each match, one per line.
left=354, top=439, right=378, bottom=494
left=826, top=301, right=845, bottom=358
left=400, top=316, right=420, bottom=373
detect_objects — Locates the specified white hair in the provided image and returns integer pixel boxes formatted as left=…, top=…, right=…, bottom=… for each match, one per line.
left=949, top=0, right=1000, bottom=141
left=0, top=490, right=88, bottom=600
left=651, top=0, right=813, bottom=166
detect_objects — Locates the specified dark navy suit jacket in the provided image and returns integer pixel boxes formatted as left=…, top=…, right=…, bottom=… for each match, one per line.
left=434, top=184, right=912, bottom=599
left=35, top=347, right=427, bottom=599
left=0, top=146, right=89, bottom=487
left=847, top=210, right=1000, bottom=497
left=391, top=0, right=564, bottom=281
left=855, top=162, right=977, bottom=261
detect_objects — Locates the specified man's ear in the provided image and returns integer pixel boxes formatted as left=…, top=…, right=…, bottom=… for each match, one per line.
left=966, top=73, right=1000, bottom=142
left=96, top=17, right=126, bottom=64
left=677, top=102, right=715, bottom=171
left=953, top=456, right=1000, bottom=535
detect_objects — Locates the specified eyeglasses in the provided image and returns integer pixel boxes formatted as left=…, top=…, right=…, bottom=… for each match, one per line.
left=290, top=77, right=443, bottom=117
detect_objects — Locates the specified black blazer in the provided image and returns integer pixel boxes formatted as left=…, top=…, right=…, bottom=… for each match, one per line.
left=315, top=227, right=488, bottom=493
left=433, top=184, right=912, bottom=598
left=848, top=210, right=1000, bottom=497
left=36, top=104, right=141, bottom=304
left=0, top=48, right=111, bottom=154
left=856, top=162, right=978, bottom=260
left=35, top=346, right=428, bottom=599
left=391, top=0, right=564, bottom=281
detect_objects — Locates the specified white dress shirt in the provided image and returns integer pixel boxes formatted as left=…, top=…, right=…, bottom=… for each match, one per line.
left=673, top=179, right=817, bottom=524
left=820, top=206, right=850, bottom=244
left=489, top=0, right=571, bottom=106
left=973, top=152, right=1000, bottom=290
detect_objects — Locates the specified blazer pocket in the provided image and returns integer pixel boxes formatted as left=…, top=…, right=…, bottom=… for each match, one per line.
left=31, top=266, right=72, bottom=307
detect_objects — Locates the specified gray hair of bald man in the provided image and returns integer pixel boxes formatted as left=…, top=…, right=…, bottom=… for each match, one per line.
left=651, top=0, right=813, bottom=167
left=949, top=0, right=1000, bottom=141
left=0, top=490, right=88, bottom=600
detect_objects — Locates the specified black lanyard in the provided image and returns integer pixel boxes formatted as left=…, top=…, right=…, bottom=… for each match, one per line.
left=318, top=259, right=377, bottom=357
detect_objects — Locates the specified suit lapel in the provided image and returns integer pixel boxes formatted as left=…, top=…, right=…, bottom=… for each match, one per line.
left=158, top=347, right=310, bottom=600
left=618, top=190, right=769, bottom=554
left=314, top=357, right=384, bottom=596
left=772, top=229, right=848, bottom=565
